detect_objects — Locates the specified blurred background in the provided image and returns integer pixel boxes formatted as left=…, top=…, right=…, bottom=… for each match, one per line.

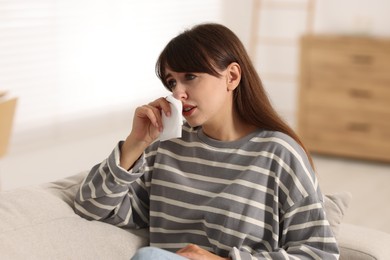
left=0, top=0, right=389, bottom=233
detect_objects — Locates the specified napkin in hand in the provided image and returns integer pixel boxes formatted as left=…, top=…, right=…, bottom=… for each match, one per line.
left=159, top=95, right=183, bottom=141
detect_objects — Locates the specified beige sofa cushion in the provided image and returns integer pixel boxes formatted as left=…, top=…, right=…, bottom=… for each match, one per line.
left=324, top=191, right=352, bottom=238
left=0, top=172, right=148, bottom=259
left=338, top=223, right=390, bottom=260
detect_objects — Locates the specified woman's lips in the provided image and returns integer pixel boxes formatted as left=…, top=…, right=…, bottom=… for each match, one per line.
left=182, top=104, right=196, bottom=117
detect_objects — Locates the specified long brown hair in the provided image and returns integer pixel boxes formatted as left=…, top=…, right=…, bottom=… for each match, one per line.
left=155, top=23, right=314, bottom=168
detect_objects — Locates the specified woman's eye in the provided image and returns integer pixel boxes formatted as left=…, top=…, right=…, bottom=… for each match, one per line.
left=185, top=74, right=196, bottom=80
left=167, top=79, right=176, bottom=90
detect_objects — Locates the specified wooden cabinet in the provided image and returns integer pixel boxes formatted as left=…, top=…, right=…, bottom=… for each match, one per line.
left=0, top=94, right=17, bottom=158
left=297, top=35, right=390, bottom=162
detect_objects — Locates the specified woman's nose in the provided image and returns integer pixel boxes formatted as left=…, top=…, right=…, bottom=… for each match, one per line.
left=172, top=84, right=187, bottom=101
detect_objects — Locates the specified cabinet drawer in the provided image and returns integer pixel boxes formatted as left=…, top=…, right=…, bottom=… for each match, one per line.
left=303, top=80, right=390, bottom=113
left=303, top=37, right=390, bottom=81
left=299, top=109, right=390, bottom=161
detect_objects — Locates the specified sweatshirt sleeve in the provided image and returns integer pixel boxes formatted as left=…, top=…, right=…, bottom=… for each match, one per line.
left=74, top=141, right=151, bottom=229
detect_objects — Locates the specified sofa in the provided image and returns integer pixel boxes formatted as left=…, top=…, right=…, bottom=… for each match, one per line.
left=0, top=171, right=389, bottom=260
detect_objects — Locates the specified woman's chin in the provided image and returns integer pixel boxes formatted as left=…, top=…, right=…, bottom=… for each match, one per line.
left=185, top=119, right=201, bottom=128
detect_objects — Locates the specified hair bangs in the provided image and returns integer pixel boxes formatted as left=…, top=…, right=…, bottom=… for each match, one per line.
left=156, top=32, right=220, bottom=90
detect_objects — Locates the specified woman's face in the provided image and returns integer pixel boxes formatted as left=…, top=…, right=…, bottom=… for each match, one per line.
left=165, top=67, right=233, bottom=130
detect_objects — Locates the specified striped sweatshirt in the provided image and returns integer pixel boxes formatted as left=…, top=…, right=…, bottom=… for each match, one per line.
left=74, top=124, right=339, bottom=259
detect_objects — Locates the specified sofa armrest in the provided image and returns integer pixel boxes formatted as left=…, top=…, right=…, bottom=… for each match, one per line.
left=0, top=179, right=148, bottom=259
left=338, top=223, right=390, bottom=260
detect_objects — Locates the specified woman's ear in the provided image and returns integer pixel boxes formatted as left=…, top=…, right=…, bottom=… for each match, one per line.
left=226, top=62, right=241, bottom=91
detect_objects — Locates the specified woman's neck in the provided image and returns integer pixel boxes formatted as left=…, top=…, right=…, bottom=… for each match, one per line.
left=202, top=111, right=257, bottom=142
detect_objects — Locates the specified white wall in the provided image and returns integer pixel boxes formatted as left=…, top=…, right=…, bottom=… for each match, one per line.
left=1, top=0, right=226, bottom=147
left=0, top=0, right=230, bottom=189
left=315, top=0, right=390, bottom=36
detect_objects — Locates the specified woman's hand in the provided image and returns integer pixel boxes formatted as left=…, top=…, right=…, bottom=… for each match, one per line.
left=131, top=97, right=171, bottom=144
left=120, top=97, right=171, bottom=170
left=176, top=244, right=230, bottom=260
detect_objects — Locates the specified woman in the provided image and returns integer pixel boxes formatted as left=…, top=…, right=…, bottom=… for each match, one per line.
left=74, top=23, right=339, bottom=259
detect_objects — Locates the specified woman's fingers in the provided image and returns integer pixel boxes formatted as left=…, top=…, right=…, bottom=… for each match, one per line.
left=133, top=97, right=172, bottom=133
left=149, top=97, right=172, bottom=118
left=176, top=244, right=228, bottom=260
left=138, top=104, right=161, bottom=129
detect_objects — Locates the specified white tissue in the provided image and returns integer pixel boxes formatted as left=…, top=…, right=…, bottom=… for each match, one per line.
left=159, top=95, right=183, bottom=141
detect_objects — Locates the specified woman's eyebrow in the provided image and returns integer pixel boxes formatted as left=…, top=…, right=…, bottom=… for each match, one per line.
left=164, top=73, right=172, bottom=81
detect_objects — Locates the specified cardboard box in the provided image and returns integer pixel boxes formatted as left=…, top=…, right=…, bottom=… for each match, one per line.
left=0, top=93, right=17, bottom=158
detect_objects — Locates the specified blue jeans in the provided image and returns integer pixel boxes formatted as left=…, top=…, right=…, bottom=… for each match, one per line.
left=131, top=247, right=188, bottom=260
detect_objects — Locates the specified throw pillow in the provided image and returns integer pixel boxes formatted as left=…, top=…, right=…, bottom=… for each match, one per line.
left=324, top=191, right=352, bottom=238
